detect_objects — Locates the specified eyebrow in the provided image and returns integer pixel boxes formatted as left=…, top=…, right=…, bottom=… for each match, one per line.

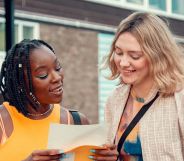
left=34, top=58, right=58, bottom=72
left=34, top=66, right=47, bottom=73
left=114, top=46, right=142, bottom=53
left=128, top=51, right=142, bottom=54
left=114, top=46, right=121, bottom=50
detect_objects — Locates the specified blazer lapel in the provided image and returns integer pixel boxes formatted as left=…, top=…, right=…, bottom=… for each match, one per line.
left=112, top=85, right=131, bottom=142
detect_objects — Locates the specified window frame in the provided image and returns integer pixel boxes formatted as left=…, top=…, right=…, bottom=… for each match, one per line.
left=15, top=19, right=40, bottom=43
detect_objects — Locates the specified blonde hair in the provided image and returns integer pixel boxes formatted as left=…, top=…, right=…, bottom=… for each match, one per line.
left=104, top=12, right=184, bottom=96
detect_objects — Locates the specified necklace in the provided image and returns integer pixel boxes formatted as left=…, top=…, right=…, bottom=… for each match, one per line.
left=27, top=105, right=53, bottom=117
left=131, top=89, right=145, bottom=103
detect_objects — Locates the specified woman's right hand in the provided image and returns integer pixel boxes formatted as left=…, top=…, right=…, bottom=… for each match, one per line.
left=23, top=149, right=62, bottom=161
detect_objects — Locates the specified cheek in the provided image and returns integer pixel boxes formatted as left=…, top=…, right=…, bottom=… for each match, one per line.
left=60, top=71, right=64, bottom=80
left=113, top=56, right=120, bottom=67
left=135, top=55, right=148, bottom=67
left=33, top=79, right=49, bottom=95
left=136, top=60, right=150, bottom=74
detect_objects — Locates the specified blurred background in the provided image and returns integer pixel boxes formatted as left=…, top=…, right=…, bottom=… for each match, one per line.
left=0, top=0, right=184, bottom=123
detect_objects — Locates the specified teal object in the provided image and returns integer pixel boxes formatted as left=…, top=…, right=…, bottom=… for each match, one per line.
left=136, top=97, right=144, bottom=103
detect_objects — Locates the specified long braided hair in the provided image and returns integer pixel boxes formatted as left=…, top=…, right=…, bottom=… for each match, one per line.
left=0, top=39, right=55, bottom=116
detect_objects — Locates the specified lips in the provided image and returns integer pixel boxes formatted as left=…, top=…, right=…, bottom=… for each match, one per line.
left=49, top=85, right=63, bottom=95
left=122, top=69, right=136, bottom=73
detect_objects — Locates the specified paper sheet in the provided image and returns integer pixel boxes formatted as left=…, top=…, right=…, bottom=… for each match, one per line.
left=47, top=123, right=108, bottom=161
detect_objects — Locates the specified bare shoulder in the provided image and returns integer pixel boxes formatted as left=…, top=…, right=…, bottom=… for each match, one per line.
left=0, top=104, right=10, bottom=116
left=0, top=105, right=5, bottom=139
left=68, top=109, right=90, bottom=125
left=0, top=104, right=13, bottom=143
left=60, top=107, right=69, bottom=124
left=60, top=105, right=90, bottom=125
left=0, top=104, right=10, bottom=121
left=77, top=111, right=90, bottom=125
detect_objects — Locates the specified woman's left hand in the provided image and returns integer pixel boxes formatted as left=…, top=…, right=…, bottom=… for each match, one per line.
left=89, top=144, right=118, bottom=161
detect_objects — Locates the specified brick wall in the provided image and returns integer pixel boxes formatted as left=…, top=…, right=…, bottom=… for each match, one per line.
left=40, top=24, right=99, bottom=123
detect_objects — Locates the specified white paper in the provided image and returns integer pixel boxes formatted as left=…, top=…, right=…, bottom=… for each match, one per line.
left=47, top=123, right=108, bottom=152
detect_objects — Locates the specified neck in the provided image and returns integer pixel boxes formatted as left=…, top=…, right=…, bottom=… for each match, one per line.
left=132, top=79, right=154, bottom=99
left=26, top=104, right=53, bottom=119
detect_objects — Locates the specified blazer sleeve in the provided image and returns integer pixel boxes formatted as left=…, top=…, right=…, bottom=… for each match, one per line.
left=104, top=96, right=112, bottom=124
left=175, top=89, right=184, bottom=157
left=104, top=93, right=115, bottom=144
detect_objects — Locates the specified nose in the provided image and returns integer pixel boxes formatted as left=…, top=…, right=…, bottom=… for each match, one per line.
left=51, top=70, right=63, bottom=83
left=119, top=55, right=130, bottom=68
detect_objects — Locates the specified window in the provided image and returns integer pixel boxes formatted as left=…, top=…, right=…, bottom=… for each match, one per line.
left=0, top=19, right=39, bottom=52
left=126, top=0, right=143, bottom=5
left=172, top=0, right=184, bottom=15
left=14, top=20, right=39, bottom=44
left=23, top=26, right=34, bottom=39
left=86, top=0, right=184, bottom=18
left=149, top=0, right=166, bottom=11
left=0, top=18, right=39, bottom=68
left=98, top=33, right=118, bottom=122
left=0, top=20, right=5, bottom=51
left=0, top=19, right=6, bottom=69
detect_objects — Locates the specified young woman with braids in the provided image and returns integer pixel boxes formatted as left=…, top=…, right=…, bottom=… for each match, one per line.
left=0, top=39, right=118, bottom=161
left=0, top=39, right=89, bottom=161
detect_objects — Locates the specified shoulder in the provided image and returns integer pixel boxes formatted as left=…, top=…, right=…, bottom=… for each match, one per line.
left=105, top=84, right=130, bottom=115
left=110, top=84, right=129, bottom=97
left=0, top=103, right=13, bottom=144
left=174, top=87, right=184, bottom=101
left=173, top=88, right=184, bottom=125
left=60, top=107, right=89, bottom=125
left=68, top=109, right=90, bottom=125
left=77, top=111, right=90, bottom=125
left=174, top=88, right=184, bottom=142
left=0, top=104, right=12, bottom=123
left=175, top=88, right=184, bottom=95
left=106, top=84, right=130, bottom=103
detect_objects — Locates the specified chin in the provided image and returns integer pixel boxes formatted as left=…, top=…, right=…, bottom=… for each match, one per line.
left=50, top=97, right=62, bottom=104
left=122, top=79, right=135, bottom=85
left=55, top=97, right=62, bottom=104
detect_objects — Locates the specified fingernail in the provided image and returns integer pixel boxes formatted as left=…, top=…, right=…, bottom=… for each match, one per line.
left=88, top=155, right=94, bottom=159
left=90, top=149, right=96, bottom=153
left=62, top=154, right=68, bottom=158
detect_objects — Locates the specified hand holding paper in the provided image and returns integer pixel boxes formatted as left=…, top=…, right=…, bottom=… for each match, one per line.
left=89, top=144, right=118, bottom=161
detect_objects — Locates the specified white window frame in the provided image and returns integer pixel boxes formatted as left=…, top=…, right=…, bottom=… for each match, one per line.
left=0, top=18, right=6, bottom=68
left=15, top=20, right=40, bottom=43
left=0, top=18, right=5, bottom=53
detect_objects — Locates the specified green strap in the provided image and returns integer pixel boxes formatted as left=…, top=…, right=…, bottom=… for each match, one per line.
left=69, top=110, right=81, bottom=125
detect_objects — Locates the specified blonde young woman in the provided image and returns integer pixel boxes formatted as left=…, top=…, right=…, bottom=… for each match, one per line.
left=104, top=12, right=184, bottom=161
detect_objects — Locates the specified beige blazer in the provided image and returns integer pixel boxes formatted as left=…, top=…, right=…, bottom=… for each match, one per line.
left=105, top=84, right=184, bottom=161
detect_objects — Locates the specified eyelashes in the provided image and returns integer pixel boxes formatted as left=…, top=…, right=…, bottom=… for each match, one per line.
left=36, top=74, right=48, bottom=79
left=114, top=51, right=142, bottom=60
left=36, top=67, right=62, bottom=80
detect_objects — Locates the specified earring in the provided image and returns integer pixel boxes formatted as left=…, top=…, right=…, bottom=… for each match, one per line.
left=29, top=92, right=40, bottom=106
left=18, top=88, right=23, bottom=94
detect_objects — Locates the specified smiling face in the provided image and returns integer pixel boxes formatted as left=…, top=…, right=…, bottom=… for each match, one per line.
left=29, top=45, right=64, bottom=106
left=114, top=32, right=153, bottom=89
